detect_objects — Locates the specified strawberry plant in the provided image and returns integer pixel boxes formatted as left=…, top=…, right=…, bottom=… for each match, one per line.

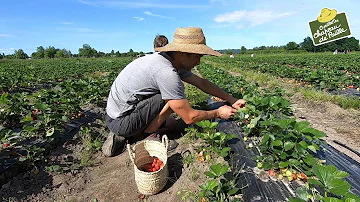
left=290, top=164, right=360, bottom=202
left=254, top=118, right=326, bottom=174
left=199, top=163, right=241, bottom=202
left=195, top=120, right=236, bottom=158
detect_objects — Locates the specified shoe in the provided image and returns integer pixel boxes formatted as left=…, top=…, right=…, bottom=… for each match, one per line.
left=102, top=132, right=126, bottom=157
left=167, top=139, right=179, bottom=151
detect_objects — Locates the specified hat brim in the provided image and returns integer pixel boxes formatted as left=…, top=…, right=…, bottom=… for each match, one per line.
left=317, top=11, right=337, bottom=23
left=154, top=43, right=222, bottom=57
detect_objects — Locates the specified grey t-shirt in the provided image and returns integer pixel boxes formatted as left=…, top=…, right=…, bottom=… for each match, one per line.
left=106, top=52, right=192, bottom=119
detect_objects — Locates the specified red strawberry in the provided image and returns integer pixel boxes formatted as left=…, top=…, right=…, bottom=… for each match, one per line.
left=301, top=173, right=307, bottom=182
left=268, top=169, right=275, bottom=177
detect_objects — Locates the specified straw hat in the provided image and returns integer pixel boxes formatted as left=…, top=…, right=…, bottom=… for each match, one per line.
left=154, top=27, right=222, bottom=57
left=317, top=8, right=337, bottom=23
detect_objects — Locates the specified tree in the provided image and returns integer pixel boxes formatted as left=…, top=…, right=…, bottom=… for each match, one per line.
left=97, top=51, right=106, bottom=57
left=128, top=49, right=136, bottom=57
left=79, top=44, right=97, bottom=57
left=115, top=51, right=121, bottom=57
left=300, top=37, right=315, bottom=52
left=55, top=49, right=72, bottom=58
left=44, top=46, right=57, bottom=58
left=240, top=46, right=246, bottom=54
left=286, top=42, right=299, bottom=50
left=14, top=49, right=28, bottom=59
left=224, top=49, right=233, bottom=55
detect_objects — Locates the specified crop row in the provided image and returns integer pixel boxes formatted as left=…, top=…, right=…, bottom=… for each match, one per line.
left=231, top=53, right=360, bottom=73
left=196, top=63, right=360, bottom=201
left=0, top=58, right=132, bottom=93
left=206, top=56, right=360, bottom=92
left=0, top=58, right=131, bottom=173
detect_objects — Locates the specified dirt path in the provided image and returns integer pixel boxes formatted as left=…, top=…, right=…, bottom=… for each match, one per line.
left=0, top=124, right=213, bottom=202
left=209, top=64, right=360, bottom=163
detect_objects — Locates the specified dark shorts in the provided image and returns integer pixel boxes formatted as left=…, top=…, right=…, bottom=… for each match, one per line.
left=105, top=94, right=166, bottom=137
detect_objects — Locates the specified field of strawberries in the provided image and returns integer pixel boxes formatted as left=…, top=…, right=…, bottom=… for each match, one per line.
left=206, top=53, right=360, bottom=94
left=0, top=54, right=359, bottom=202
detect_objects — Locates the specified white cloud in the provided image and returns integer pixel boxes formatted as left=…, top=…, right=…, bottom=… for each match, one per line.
left=133, top=17, right=144, bottom=21
left=58, top=22, right=75, bottom=25
left=214, top=10, right=296, bottom=27
left=79, top=0, right=208, bottom=9
left=78, top=0, right=99, bottom=7
left=143, top=11, right=174, bottom=19
left=0, top=34, right=14, bottom=37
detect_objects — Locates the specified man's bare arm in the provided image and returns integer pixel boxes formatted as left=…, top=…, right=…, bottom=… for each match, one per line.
left=167, top=99, right=236, bottom=124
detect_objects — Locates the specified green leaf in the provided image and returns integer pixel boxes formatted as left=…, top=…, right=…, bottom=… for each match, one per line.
left=271, top=140, right=283, bottom=147
left=250, top=116, right=261, bottom=127
left=312, top=164, right=335, bottom=184
left=206, top=179, right=218, bottom=190
left=294, top=121, right=310, bottom=132
left=262, top=134, right=270, bottom=144
left=210, top=163, right=229, bottom=177
left=19, top=156, right=27, bottom=162
left=220, top=147, right=231, bottom=157
left=333, top=170, right=349, bottom=179
left=308, top=145, right=317, bottom=153
left=279, top=152, right=287, bottom=160
left=303, top=155, right=317, bottom=166
left=289, top=159, right=300, bottom=166
left=210, top=122, right=218, bottom=128
left=323, top=197, right=344, bottom=202
left=279, top=161, right=289, bottom=168
left=277, top=118, right=296, bottom=129
left=289, top=198, right=306, bottom=202
left=262, top=162, right=273, bottom=170
left=284, top=141, right=295, bottom=151
left=295, top=187, right=309, bottom=201
left=227, top=188, right=239, bottom=196
left=344, top=193, right=360, bottom=202
left=270, top=96, right=282, bottom=107
left=328, top=178, right=351, bottom=196
left=299, top=141, right=308, bottom=149
left=302, top=127, right=327, bottom=138
left=308, top=178, right=323, bottom=186
left=204, top=171, right=217, bottom=179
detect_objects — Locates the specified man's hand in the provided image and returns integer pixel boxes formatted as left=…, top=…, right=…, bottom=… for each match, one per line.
left=217, top=105, right=237, bottom=119
left=231, top=99, right=246, bottom=110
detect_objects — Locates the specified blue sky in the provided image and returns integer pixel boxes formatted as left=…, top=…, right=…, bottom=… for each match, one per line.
left=1, top=0, right=359, bottom=55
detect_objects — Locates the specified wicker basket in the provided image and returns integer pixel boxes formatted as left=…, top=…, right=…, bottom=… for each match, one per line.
left=127, top=135, right=169, bottom=195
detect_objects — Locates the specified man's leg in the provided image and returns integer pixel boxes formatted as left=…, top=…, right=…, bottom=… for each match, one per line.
left=103, top=94, right=169, bottom=156
left=144, top=102, right=173, bottom=133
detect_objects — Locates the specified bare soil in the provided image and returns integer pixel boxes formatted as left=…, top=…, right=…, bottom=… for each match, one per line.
left=0, top=119, right=215, bottom=202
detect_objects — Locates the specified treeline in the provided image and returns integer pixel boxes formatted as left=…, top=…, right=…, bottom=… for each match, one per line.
left=0, top=44, right=149, bottom=60
left=220, top=36, right=360, bottom=55
left=2, top=36, right=360, bottom=60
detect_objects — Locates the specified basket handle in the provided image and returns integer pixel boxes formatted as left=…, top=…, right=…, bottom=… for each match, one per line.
left=162, top=135, right=169, bottom=150
left=127, top=144, right=135, bottom=164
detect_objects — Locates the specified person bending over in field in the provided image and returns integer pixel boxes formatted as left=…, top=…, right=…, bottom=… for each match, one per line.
left=102, top=27, right=246, bottom=157
left=154, top=35, right=169, bottom=51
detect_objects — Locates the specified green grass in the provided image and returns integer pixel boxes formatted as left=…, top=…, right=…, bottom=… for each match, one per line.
left=299, top=88, right=360, bottom=109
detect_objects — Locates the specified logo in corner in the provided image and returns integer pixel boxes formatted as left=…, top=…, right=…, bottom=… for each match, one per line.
left=309, top=8, right=351, bottom=46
